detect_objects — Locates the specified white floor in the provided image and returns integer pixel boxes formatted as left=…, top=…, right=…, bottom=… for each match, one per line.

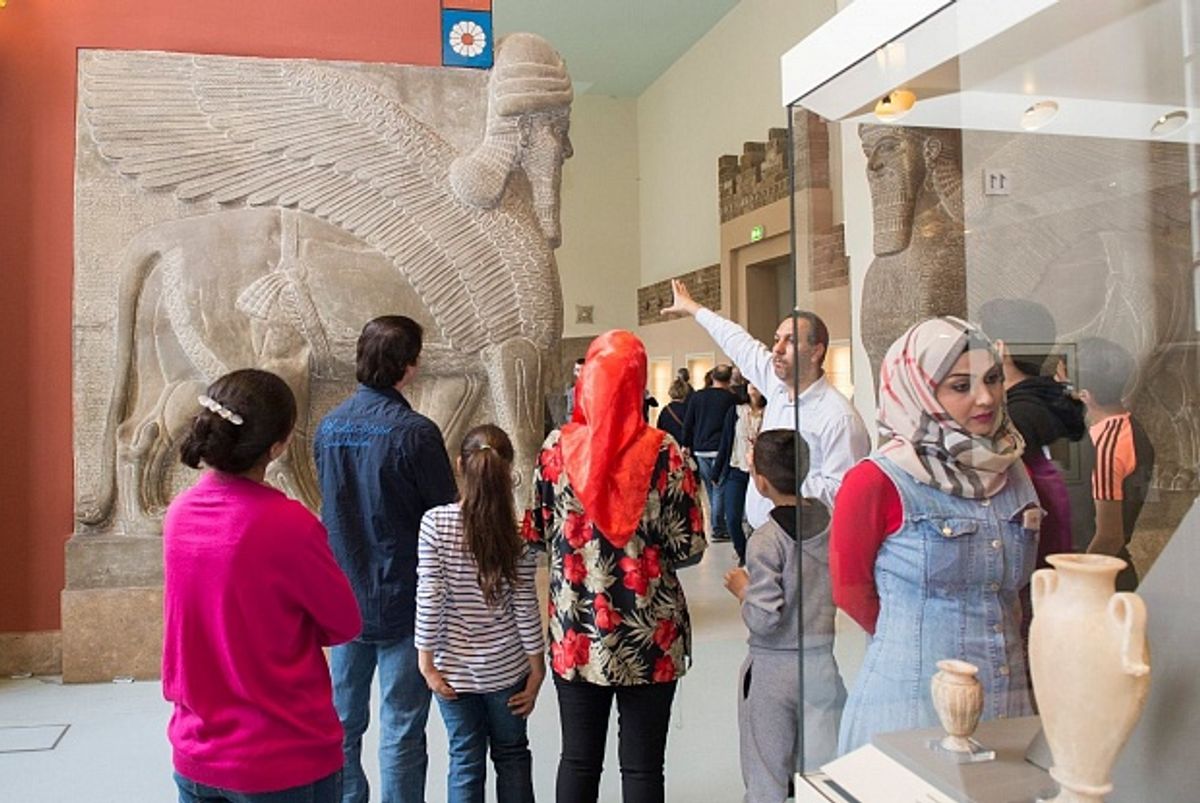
left=0, top=543, right=865, bottom=802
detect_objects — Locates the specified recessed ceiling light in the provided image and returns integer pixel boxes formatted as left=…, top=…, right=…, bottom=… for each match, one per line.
left=1151, top=110, right=1188, bottom=137
left=874, top=90, right=916, bottom=122
left=1021, top=100, right=1059, bottom=131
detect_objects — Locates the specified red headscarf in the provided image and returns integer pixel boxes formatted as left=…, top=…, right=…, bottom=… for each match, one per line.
left=560, top=330, right=665, bottom=545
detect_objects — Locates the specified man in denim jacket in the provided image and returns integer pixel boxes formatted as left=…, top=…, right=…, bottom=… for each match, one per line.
left=315, top=315, right=457, bottom=803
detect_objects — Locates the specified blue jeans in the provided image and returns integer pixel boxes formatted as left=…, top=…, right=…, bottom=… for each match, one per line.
left=175, top=771, right=341, bottom=803
left=436, top=676, right=534, bottom=803
left=720, top=468, right=750, bottom=561
left=694, top=455, right=726, bottom=537
left=331, top=637, right=432, bottom=803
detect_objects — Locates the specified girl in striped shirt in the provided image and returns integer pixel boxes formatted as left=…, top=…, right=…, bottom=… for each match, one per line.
left=416, top=424, right=545, bottom=803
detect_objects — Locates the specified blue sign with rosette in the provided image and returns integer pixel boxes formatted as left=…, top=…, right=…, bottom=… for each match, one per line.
left=442, top=9, right=493, bottom=69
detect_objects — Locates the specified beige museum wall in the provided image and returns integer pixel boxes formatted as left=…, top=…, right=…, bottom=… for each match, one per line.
left=558, top=94, right=642, bottom=339
left=635, top=0, right=838, bottom=286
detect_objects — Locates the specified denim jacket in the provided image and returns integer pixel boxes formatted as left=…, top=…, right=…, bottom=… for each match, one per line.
left=838, top=455, right=1040, bottom=754
left=314, top=385, right=457, bottom=642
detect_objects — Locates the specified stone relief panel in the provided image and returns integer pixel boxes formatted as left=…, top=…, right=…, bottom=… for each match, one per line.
left=859, top=125, right=967, bottom=383
left=74, top=37, right=573, bottom=536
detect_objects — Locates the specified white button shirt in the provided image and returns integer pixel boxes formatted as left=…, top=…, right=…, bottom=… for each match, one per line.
left=696, top=308, right=871, bottom=527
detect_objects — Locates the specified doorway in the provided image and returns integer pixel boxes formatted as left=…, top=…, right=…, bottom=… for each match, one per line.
left=745, top=255, right=792, bottom=345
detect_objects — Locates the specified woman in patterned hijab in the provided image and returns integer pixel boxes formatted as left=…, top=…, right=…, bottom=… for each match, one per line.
left=876, top=316, right=1025, bottom=496
left=832, top=316, right=1042, bottom=755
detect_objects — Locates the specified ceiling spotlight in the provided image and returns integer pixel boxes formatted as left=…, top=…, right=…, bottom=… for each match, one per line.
left=1020, top=100, right=1059, bottom=131
left=874, top=90, right=916, bottom=122
left=1151, top=110, right=1189, bottom=137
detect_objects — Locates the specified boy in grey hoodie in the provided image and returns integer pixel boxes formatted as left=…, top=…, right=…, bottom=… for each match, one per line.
left=723, top=429, right=845, bottom=802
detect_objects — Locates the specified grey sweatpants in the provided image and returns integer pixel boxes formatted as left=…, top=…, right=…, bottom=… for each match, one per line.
left=737, top=649, right=845, bottom=803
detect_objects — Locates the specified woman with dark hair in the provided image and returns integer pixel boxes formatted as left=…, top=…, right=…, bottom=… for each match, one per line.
left=165, top=369, right=362, bottom=803
left=830, top=318, right=1040, bottom=754
left=714, top=383, right=767, bottom=565
left=524, top=330, right=707, bottom=803
left=416, top=424, right=544, bottom=803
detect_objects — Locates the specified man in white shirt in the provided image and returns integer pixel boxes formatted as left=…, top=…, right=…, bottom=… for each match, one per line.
left=662, top=280, right=870, bottom=527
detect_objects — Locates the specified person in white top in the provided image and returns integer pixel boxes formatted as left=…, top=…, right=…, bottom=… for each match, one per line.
left=662, top=280, right=870, bottom=527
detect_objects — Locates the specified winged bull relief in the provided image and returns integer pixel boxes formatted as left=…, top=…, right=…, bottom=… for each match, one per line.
left=75, top=35, right=573, bottom=532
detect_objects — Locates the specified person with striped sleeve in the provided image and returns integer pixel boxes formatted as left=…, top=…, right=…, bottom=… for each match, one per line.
left=416, top=424, right=545, bottom=803
left=1076, top=337, right=1155, bottom=591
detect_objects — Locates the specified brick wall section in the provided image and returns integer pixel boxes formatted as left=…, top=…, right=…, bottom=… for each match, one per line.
left=714, top=112, right=848, bottom=293
left=718, top=111, right=830, bottom=224
left=811, top=223, right=850, bottom=292
left=638, top=264, right=721, bottom=327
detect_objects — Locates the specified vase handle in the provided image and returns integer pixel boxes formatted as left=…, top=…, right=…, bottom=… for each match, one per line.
left=1031, top=568, right=1057, bottom=613
left=1108, top=593, right=1150, bottom=677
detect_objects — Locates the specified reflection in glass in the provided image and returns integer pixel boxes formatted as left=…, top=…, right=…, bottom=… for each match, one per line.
left=786, top=0, right=1199, bottom=797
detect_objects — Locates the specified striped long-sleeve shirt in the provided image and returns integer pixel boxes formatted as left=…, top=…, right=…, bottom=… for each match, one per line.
left=415, top=503, right=543, bottom=693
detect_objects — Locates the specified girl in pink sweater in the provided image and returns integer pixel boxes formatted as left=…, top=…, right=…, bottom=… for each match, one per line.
left=163, top=369, right=361, bottom=803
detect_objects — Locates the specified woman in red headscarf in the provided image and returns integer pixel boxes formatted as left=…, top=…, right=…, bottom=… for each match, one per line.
left=524, top=330, right=706, bottom=803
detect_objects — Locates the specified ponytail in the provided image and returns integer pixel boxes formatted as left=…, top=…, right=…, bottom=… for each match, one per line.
left=459, top=425, right=522, bottom=605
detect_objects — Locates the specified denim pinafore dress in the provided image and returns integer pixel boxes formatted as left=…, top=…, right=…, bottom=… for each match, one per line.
left=837, top=455, right=1041, bottom=755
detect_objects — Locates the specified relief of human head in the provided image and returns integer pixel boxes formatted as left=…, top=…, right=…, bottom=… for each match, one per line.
left=860, top=124, right=962, bottom=256
left=450, top=33, right=574, bottom=248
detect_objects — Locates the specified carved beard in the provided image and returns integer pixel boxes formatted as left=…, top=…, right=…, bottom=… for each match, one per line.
left=869, top=164, right=923, bottom=256
left=521, top=141, right=564, bottom=249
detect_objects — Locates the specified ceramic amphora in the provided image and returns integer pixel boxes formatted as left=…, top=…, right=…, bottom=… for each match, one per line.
left=1029, top=554, right=1151, bottom=803
left=931, top=659, right=983, bottom=752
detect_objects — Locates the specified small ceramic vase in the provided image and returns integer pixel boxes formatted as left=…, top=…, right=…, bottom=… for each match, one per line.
left=931, top=659, right=984, bottom=752
left=1029, top=554, right=1151, bottom=803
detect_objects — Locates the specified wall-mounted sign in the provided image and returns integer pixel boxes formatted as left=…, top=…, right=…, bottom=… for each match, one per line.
left=750, top=224, right=765, bottom=242
left=983, top=168, right=1012, bottom=196
left=442, top=1, right=494, bottom=69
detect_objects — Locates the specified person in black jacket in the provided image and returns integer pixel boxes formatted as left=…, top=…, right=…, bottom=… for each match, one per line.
left=657, top=379, right=690, bottom=445
left=683, top=364, right=738, bottom=541
left=980, top=299, right=1088, bottom=571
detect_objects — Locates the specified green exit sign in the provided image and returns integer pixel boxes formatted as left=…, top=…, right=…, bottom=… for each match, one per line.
left=749, top=225, right=765, bottom=242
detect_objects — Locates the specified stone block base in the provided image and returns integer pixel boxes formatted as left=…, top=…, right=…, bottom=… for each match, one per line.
left=0, top=630, right=62, bottom=676
left=61, top=587, right=162, bottom=683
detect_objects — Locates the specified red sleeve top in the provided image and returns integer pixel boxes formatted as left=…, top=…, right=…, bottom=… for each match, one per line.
left=829, top=461, right=903, bottom=635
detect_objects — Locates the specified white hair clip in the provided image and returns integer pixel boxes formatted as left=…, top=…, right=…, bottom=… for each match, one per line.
left=198, top=395, right=245, bottom=426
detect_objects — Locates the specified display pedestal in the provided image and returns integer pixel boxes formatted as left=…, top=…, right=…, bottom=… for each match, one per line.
left=798, top=717, right=1058, bottom=803
left=61, top=533, right=164, bottom=682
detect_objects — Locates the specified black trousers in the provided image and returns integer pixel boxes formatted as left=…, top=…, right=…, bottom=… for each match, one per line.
left=553, top=676, right=678, bottom=803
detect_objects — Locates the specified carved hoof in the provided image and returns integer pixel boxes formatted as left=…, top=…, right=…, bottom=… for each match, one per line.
left=76, top=496, right=111, bottom=528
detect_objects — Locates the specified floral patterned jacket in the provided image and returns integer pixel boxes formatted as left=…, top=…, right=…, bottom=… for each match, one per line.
left=523, top=430, right=707, bottom=686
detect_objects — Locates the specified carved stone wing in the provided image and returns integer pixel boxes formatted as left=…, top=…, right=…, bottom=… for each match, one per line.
left=81, top=50, right=557, bottom=353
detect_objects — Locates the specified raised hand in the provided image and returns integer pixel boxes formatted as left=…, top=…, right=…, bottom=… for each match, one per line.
left=660, top=279, right=701, bottom=318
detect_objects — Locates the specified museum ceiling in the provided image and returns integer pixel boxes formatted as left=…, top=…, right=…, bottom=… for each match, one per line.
left=495, top=0, right=740, bottom=96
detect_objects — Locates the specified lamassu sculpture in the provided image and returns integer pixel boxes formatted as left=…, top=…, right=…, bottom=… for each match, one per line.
left=75, top=35, right=572, bottom=532
left=859, top=124, right=966, bottom=385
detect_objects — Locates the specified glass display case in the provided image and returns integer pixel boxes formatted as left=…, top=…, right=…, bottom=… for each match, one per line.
left=785, top=1, right=1199, bottom=799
